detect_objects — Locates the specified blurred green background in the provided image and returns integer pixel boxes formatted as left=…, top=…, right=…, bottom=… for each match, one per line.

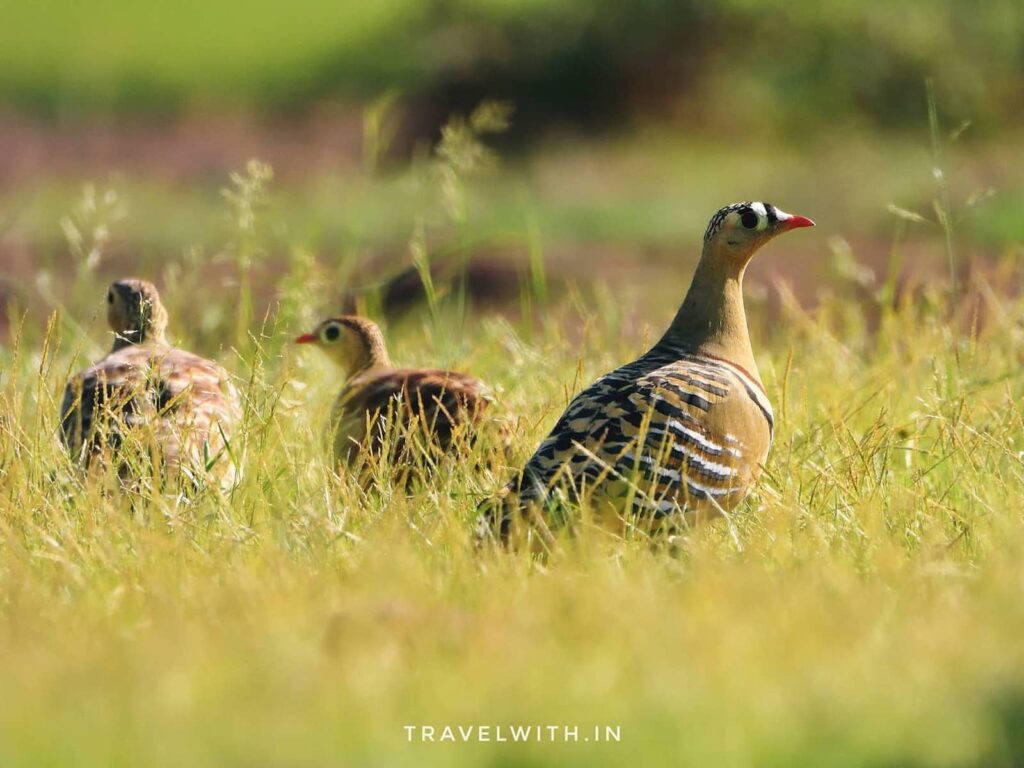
left=3, top=0, right=1022, bottom=132
left=0, top=0, right=1022, bottom=326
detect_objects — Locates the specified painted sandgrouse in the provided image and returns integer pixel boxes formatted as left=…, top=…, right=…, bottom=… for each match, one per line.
left=295, top=316, right=494, bottom=481
left=481, top=202, right=814, bottom=542
left=61, top=279, right=241, bottom=489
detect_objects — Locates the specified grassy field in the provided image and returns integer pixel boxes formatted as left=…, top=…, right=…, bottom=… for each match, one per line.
left=2, top=120, right=1024, bottom=766
left=2, top=0, right=1024, bottom=763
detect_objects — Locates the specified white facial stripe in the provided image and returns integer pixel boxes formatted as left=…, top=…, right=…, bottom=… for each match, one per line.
left=705, top=202, right=794, bottom=243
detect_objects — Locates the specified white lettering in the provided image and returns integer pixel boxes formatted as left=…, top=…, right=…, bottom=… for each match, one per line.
left=404, top=723, right=622, bottom=743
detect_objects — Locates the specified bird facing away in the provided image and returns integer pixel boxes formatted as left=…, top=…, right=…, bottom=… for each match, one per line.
left=295, top=316, right=494, bottom=482
left=481, top=202, right=814, bottom=544
left=61, top=279, right=241, bottom=489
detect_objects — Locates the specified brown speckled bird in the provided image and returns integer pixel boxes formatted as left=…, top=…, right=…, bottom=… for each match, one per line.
left=481, top=202, right=814, bottom=542
left=295, top=316, right=493, bottom=480
left=61, top=279, right=241, bottom=489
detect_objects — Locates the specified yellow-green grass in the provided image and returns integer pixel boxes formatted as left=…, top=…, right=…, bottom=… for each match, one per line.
left=3, top=240, right=1024, bottom=765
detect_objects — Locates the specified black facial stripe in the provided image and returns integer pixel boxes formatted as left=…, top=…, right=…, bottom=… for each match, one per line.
left=703, top=201, right=759, bottom=242
left=765, top=203, right=778, bottom=223
left=703, top=208, right=729, bottom=242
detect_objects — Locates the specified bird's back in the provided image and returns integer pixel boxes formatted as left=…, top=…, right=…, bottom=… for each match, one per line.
left=494, top=342, right=773, bottom=533
left=61, top=344, right=240, bottom=486
left=331, top=367, right=491, bottom=469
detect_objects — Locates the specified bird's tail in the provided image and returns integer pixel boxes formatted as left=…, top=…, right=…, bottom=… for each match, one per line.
left=474, top=471, right=559, bottom=551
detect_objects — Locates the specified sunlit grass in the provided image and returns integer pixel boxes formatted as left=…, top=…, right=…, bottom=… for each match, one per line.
left=2, top=219, right=1024, bottom=764
left=2, top=113, right=1024, bottom=764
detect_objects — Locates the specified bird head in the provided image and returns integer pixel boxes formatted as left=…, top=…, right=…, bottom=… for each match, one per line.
left=703, top=202, right=814, bottom=266
left=106, top=278, right=168, bottom=349
left=295, top=315, right=391, bottom=376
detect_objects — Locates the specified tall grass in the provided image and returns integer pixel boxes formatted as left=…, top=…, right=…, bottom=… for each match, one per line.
left=2, top=193, right=1024, bottom=765
left=1, top=105, right=1023, bottom=763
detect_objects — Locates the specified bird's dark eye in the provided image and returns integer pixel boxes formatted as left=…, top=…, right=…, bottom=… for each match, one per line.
left=107, top=291, right=115, bottom=304
left=323, top=324, right=342, bottom=342
left=740, top=211, right=759, bottom=229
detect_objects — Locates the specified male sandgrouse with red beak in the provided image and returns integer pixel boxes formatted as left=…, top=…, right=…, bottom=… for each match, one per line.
left=481, top=202, right=814, bottom=543
left=295, top=316, right=493, bottom=481
left=61, top=279, right=241, bottom=488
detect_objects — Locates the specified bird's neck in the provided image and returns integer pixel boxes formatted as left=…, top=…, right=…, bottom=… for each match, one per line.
left=346, top=343, right=392, bottom=380
left=111, top=329, right=168, bottom=353
left=658, top=246, right=760, bottom=381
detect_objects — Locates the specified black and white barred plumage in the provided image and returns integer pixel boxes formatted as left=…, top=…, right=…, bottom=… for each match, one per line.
left=480, top=200, right=813, bottom=545
left=482, top=341, right=774, bottom=540
left=703, top=201, right=783, bottom=242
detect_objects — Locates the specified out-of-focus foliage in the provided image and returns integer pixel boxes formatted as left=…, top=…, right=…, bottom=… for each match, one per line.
left=708, top=0, right=1024, bottom=134
left=1, top=0, right=1020, bottom=135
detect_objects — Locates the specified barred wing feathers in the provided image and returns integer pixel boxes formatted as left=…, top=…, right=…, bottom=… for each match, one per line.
left=331, top=368, right=491, bottom=466
left=487, top=346, right=773, bottom=536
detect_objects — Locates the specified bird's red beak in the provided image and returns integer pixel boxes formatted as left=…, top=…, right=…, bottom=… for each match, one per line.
left=294, top=333, right=317, bottom=344
left=782, top=215, right=815, bottom=230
